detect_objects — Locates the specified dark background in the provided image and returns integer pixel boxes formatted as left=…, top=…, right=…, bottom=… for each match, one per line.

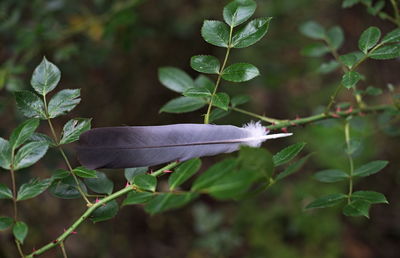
left=1, top=0, right=400, bottom=257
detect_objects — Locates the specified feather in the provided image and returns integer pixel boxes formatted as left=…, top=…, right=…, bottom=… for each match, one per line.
left=76, top=121, right=292, bottom=169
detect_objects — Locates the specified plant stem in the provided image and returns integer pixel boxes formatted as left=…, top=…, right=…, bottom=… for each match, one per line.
left=43, top=95, right=91, bottom=205
left=60, top=241, right=68, bottom=258
left=25, top=162, right=179, bottom=257
left=390, top=0, right=400, bottom=26
left=344, top=119, right=354, bottom=204
left=266, top=104, right=390, bottom=130
left=230, top=106, right=284, bottom=123
left=325, top=42, right=384, bottom=112
left=15, top=239, right=24, bottom=258
left=151, top=161, right=179, bottom=177
left=204, top=24, right=234, bottom=124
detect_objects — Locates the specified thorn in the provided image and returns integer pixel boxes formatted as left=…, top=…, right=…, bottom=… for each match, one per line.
left=32, top=247, right=36, bottom=252
left=346, top=106, right=353, bottom=114
left=163, top=170, right=173, bottom=173
left=95, top=198, right=100, bottom=203
left=281, top=127, right=288, bottom=133
left=53, top=240, right=58, bottom=244
left=336, top=107, right=341, bottom=113
left=295, top=115, right=300, bottom=120
left=71, top=230, right=78, bottom=235
left=331, top=113, right=340, bottom=118
left=175, top=159, right=180, bottom=163
left=147, top=169, right=153, bottom=174
left=125, top=181, right=130, bottom=187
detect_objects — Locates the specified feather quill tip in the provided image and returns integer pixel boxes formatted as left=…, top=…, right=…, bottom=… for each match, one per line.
left=242, top=121, right=292, bottom=147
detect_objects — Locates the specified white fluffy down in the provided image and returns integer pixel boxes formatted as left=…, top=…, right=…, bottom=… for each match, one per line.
left=242, top=121, right=268, bottom=147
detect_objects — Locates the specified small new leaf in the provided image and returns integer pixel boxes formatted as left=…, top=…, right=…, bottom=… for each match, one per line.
left=17, top=178, right=51, bottom=201
left=299, top=21, right=325, bottom=40
left=13, top=221, right=28, bottom=244
left=212, top=92, right=230, bottom=111
left=84, top=171, right=114, bottom=195
left=0, top=183, right=12, bottom=199
left=169, top=158, right=201, bottom=190
left=10, top=118, right=39, bottom=150
left=222, top=63, right=259, bottom=82
left=60, top=118, right=91, bottom=144
left=273, top=142, right=306, bottom=166
left=342, top=200, right=371, bottom=218
left=232, top=17, right=272, bottom=48
left=342, top=71, right=362, bottom=89
left=190, top=55, right=220, bottom=74
left=14, top=141, right=49, bottom=170
left=201, top=20, right=230, bottom=48
left=158, top=67, right=195, bottom=93
left=353, top=160, right=388, bottom=177
left=31, top=57, right=61, bottom=96
left=305, top=193, right=347, bottom=209
left=48, top=89, right=81, bottom=118
left=183, top=87, right=212, bottom=98
left=14, top=90, right=46, bottom=119
left=133, top=174, right=157, bottom=192
left=314, top=169, right=349, bottom=183
left=160, top=97, right=206, bottom=113
left=223, top=0, right=257, bottom=27
left=72, top=166, right=97, bottom=178
left=359, top=26, right=381, bottom=54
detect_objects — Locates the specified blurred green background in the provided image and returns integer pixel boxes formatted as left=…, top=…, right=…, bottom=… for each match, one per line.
left=1, top=0, right=400, bottom=257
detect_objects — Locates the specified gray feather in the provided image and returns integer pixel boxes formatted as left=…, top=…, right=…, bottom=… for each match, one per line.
left=76, top=123, right=291, bottom=169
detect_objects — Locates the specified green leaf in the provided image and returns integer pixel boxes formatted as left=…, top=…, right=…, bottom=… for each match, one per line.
left=60, top=118, right=91, bottom=144
left=273, top=142, right=306, bottom=166
left=51, top=169, right=70, bottom=180
left=0, top=183, right=12, bottom=199
left=317, top=60, right=340, bottom=74
left=13, top=221, right=28, bottom=243
left=352, top=191, right=388, bottom=204
left=382, top=28, right=400, bottom=43
left=133, top=174, right=157, bottom=192
left=358, top=26, right=381, bottom=54
left=169, top=158, right=201, bottom=190
left=231, top=95, right=250, bottom=107
left=345, top=139, right=361, bottom=155
left=369, top=44, right=400, bottom=60
left=305, top=193, right=347, bottom=209
left=194, top=75, right=215, bottom=91
left=0, top=137, right=11, bottom=170
left=49, top=175, right=87, bottom=199
left=47, top=89, right=81, bottom=118
left=17, top=178, right=51, bottom=201
left=90, top=200, right=119, bottom=223
left=124, top=167, right=148, bottom=183
left=122, top=191, right=153, bottom=206
left=367, top=0, right=385, bottom=16
left=144, top=192, right=198, bottom=215
left=223, top=0, right=257, bottom=27
left=29, top=133, right=55, bottom=147
left=275, top=154, right=310, bottom=181
left=212, top=92, right=230, bottom=111
left=365, top=86, right=383, bottom=96
left=339, top=52, right=364, bottom=69
left=314, top=169, right=349, bottom=183
left=342, top=71, right=362, bottom=89
left=10, top=118, right=39, bottom=150
left=301, top=43, right=330, bottom=57
left=207, top=169, right=260, bottom=199
left=299, top=21, right=325, bottom=40
left=72, top=166, right=97, bottom=178
left=353, top=160, right=388, bottom=177
left=14, top=141, right=48, bottom=170
left=326, top=26, right=344, bottom=50
left=190, top=55, right=220, bottom=74
left=232, top=17, right=272, bottom=48
left=201, top=20, right=230, bottom=48
left=342, top=0, right=360, bottom=8
left=342, top=200, right=370, bottom=218
left=160, top=96, right=206, bottom=113
left=31, top=57, right=61, bottom=96
left=0, top=217, right=13, bottom=231
left=84, top=171, right=114, bottom=195
left=158, top=67, right=195, bottom=93
left=183, top=87, right=212, bottom=98
left=209, top=109, right=230, bottom=123
left=222, top=63, right=259, bottom=82
left=192, top=158, right=237, bottom=191
left=14, top=90, right=46, bottom=119
left=239, top=146, right=274, bottom=178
